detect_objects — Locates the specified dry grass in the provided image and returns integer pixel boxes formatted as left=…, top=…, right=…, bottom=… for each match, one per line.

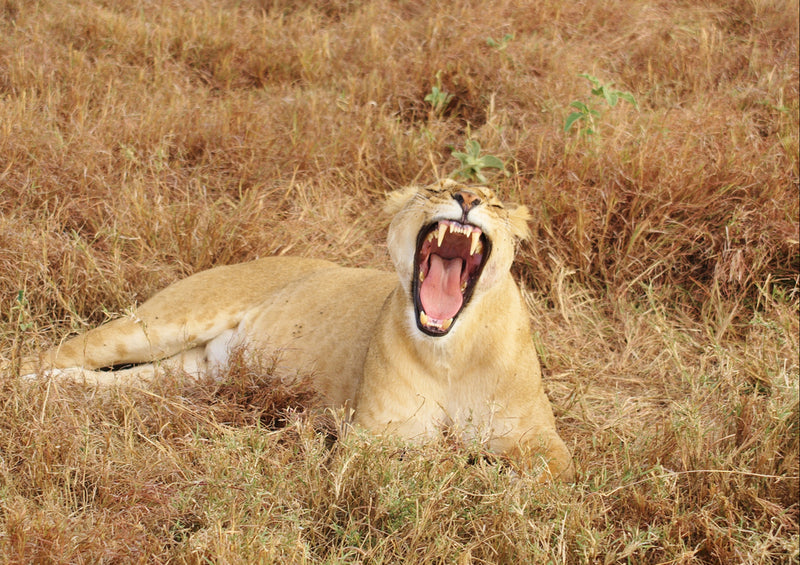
left=0, top=0, right=798, bottom=562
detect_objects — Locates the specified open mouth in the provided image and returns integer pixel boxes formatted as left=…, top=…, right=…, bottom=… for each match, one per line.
left=413, top=219, right=491, bottom=336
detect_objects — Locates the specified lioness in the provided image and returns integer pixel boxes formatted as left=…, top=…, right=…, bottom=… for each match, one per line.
left=22, top=179, right=574, bottom=481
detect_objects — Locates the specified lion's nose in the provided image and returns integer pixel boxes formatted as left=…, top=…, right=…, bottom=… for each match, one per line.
left=453, top=190, right=481, bottom=214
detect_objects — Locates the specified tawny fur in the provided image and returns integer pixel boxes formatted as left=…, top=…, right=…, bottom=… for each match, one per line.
left=22, top=179, right=574, bottom=481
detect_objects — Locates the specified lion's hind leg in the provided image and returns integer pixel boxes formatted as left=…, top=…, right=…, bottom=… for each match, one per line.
left=21, top=316, right=165, bottom=374
left=21, top=343, right=210, bottom=387
left=19, top=310, right=218, bottom=378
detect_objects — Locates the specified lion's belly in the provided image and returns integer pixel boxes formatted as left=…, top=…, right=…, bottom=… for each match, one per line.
left=234, top=266, right=397, bottom=408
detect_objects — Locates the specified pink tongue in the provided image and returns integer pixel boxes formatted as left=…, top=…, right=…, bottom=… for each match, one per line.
left=420, top=254, right=463, bottom=321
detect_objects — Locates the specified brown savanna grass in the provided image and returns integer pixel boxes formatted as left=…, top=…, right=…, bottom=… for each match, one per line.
left=0, top=0, right=797, bottom=562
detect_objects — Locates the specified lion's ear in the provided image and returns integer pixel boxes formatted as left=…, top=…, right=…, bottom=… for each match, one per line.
left=384, top=185, right=419, bottom=215
left=507, top=204, right=531, bottom=241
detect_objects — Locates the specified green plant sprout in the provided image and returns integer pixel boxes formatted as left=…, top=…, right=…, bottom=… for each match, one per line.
left=450, top=140, right=506, bottom=183
left=424, top=70, right=453, bottom=115
left=13, top=290, right=33, bottom=332
left=486, top=33, right=514, bottom=51
left=564, top=73, right=637, bottom=136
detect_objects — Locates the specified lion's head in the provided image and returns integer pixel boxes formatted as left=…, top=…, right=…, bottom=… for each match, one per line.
left=385, top=179, right=531, bottom=337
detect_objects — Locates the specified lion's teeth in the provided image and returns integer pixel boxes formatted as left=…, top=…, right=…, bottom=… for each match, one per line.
left=436, top=223, right=447, bottom=247
left=419, top=311, right=454, bottom=332
left=419, top=271, right=425, bottom=283
left=470, top=231, right=481, bottom=255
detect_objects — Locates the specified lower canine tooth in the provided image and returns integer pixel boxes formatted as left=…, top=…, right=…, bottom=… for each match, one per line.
left=420, top=311, right=429, bottom=326
left=441, top=318, right=453, bottom=331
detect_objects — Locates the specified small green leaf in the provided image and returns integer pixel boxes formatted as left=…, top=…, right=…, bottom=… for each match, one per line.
left=617, top=91, right=638, bottom=108
left=570, top=100, right=589, bottom=112
left=486, top=33, right=514, bottom=50
left=564, top=112, right=584, bottom=132
left=465, top=139, right=481, bottom=157
left=578, top=73, right=600, bottom=89
left=479, top=155, right=505, bottom=169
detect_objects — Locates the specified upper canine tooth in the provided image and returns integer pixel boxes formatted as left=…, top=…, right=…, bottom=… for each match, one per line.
left=470, top=231, right=481, bottom=255
left=437, top=223, right=447, bottom=246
